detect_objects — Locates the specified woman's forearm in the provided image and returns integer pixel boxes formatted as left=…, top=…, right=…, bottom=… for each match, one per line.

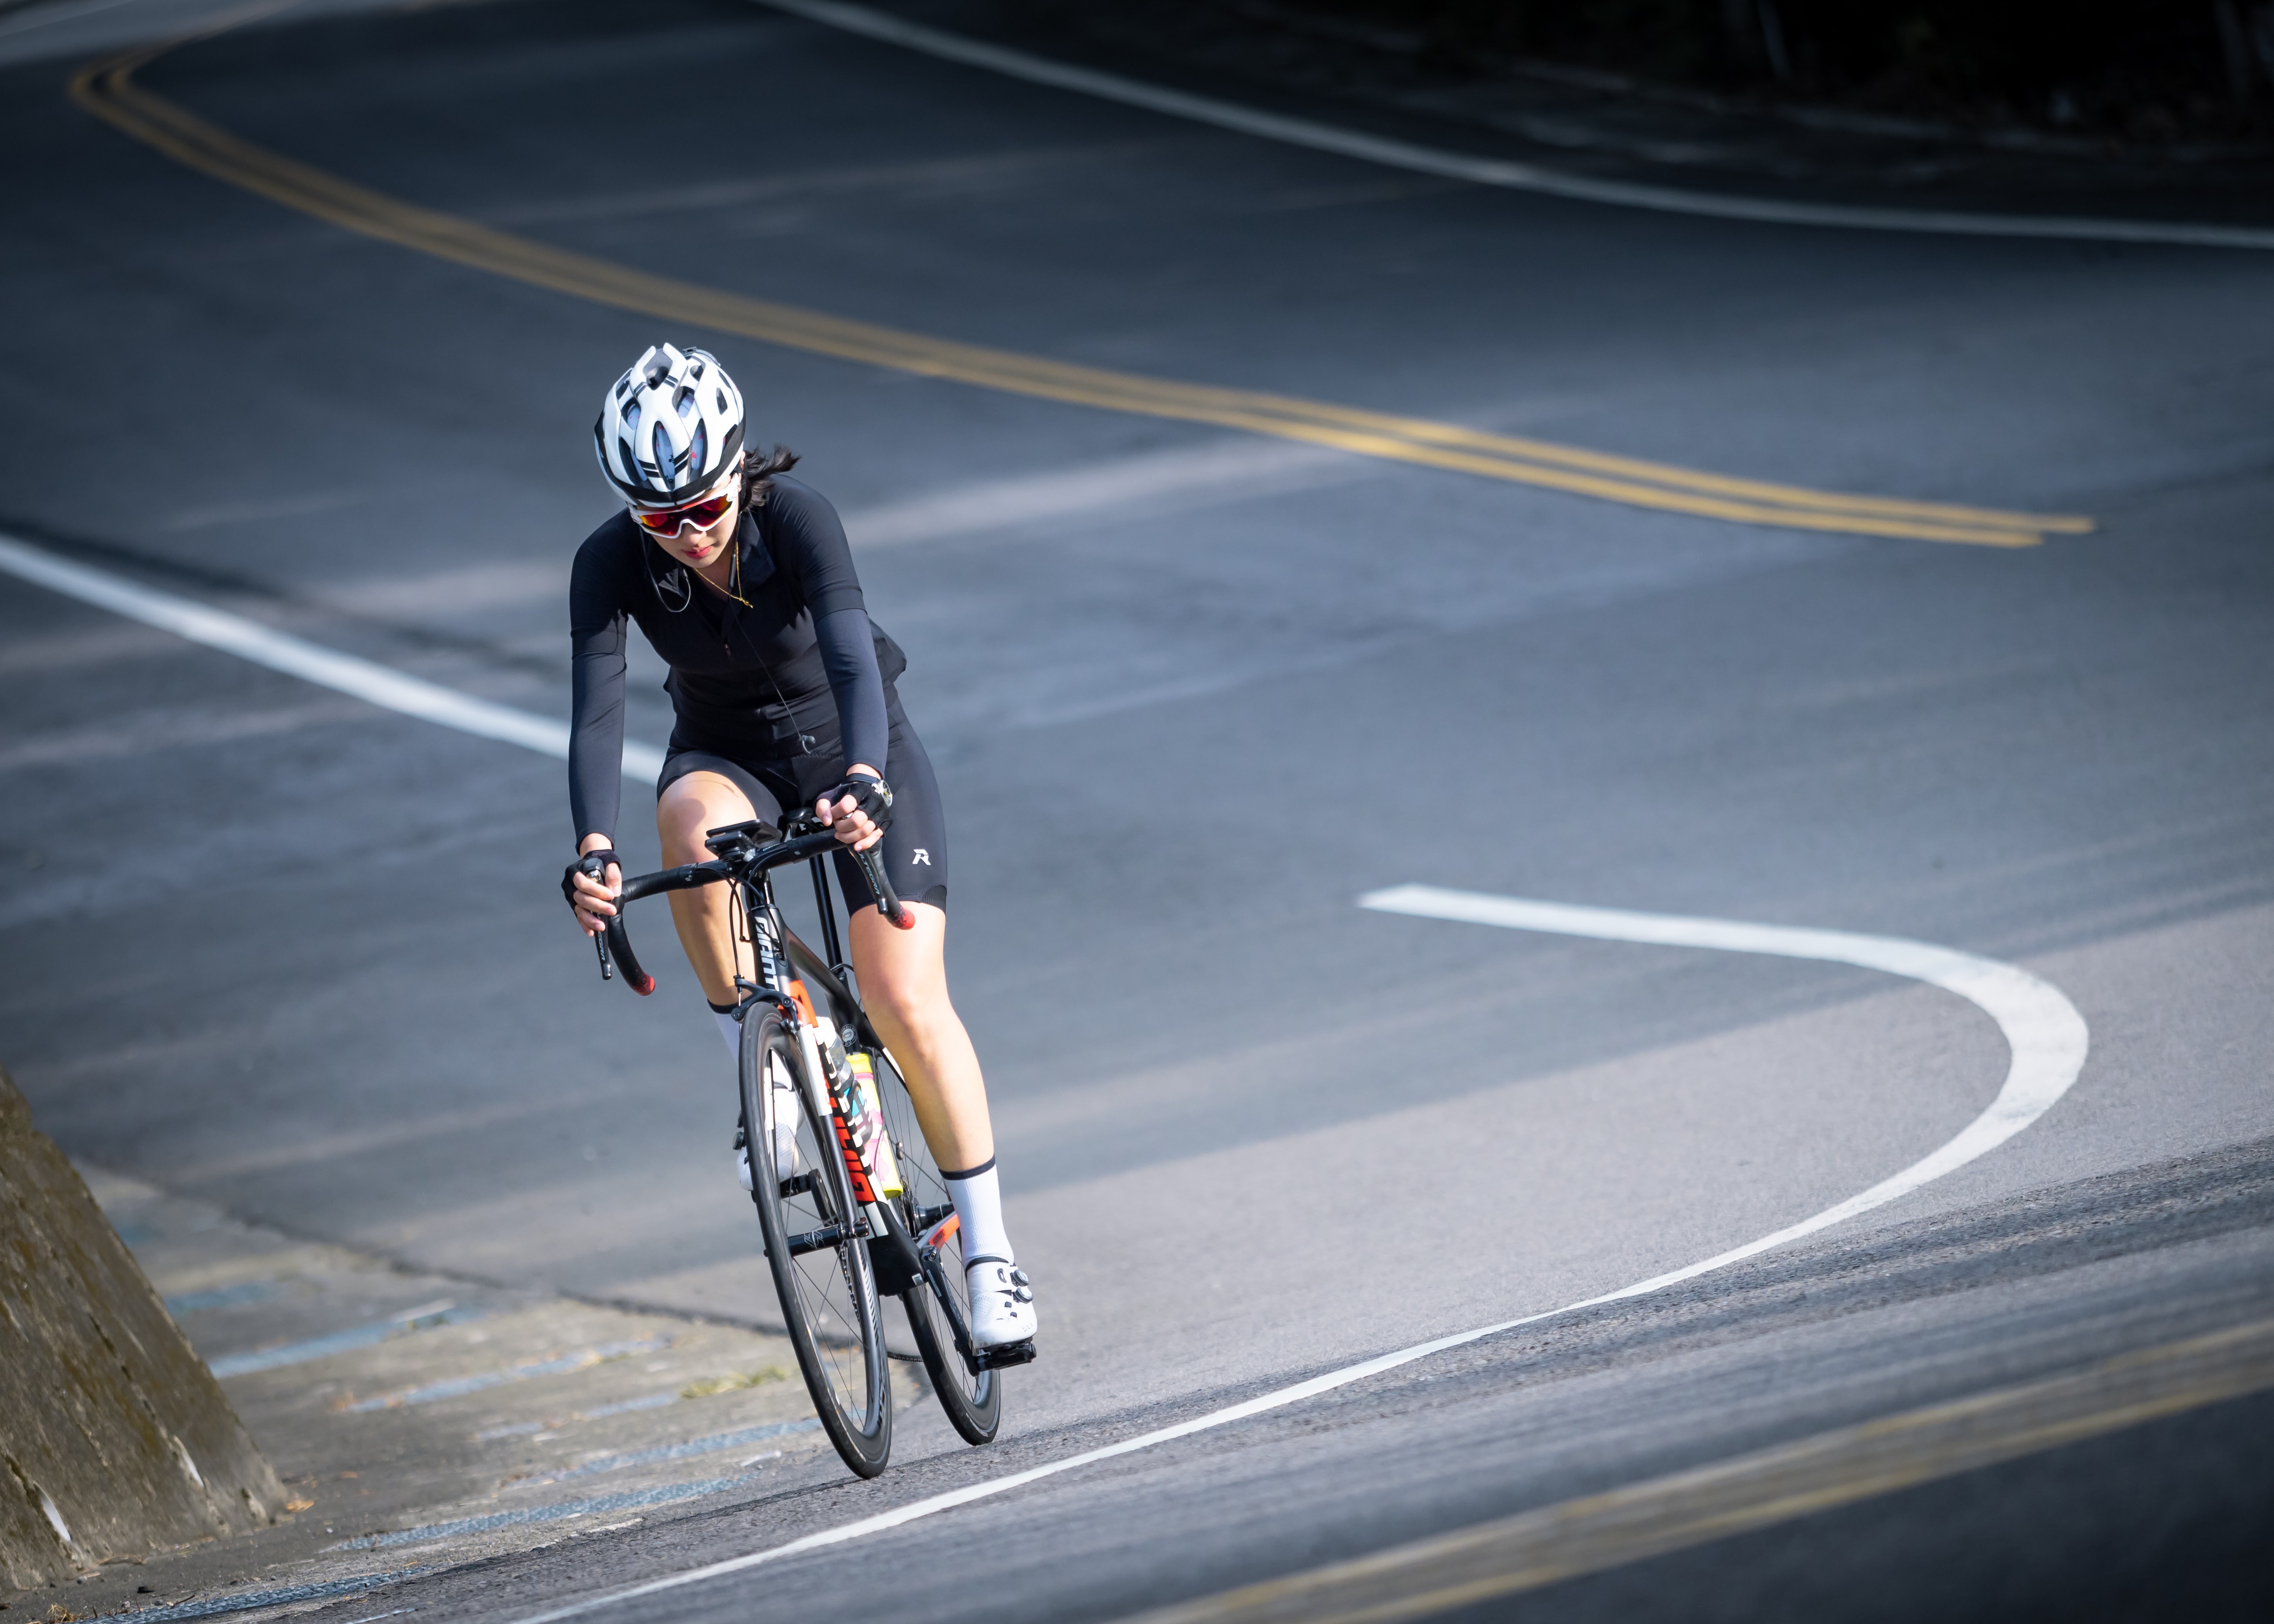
left=814, top=606, right=890, bottom=772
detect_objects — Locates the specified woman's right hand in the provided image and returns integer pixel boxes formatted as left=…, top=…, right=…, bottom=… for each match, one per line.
left=567, top=837, right=622, bottom=938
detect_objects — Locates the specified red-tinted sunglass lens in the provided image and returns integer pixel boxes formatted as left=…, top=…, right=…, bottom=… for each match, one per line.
left=633, top=496, right=732, bottom=535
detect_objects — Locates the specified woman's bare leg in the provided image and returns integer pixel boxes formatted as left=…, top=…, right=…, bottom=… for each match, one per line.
left=656, top=772, right=758, bottom=1006
left=853, top=892, right=1030, bottom=1342
left=659, top=774, right=993, bottom=1168
left=848, top=901, right=993, bottom=1171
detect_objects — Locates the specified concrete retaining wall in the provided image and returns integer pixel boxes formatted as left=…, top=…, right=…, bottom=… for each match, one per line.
left=0, top=1066, right=283, bottom=1590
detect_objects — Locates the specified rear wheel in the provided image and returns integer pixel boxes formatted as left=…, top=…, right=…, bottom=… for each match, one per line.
left=742, top=1007, right=892, bottom=1477
left=867, top=1044, right=1000, bottom=1446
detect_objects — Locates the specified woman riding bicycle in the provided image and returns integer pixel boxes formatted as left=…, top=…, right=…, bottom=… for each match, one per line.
left=562, top=343, right=1035, bottom=1351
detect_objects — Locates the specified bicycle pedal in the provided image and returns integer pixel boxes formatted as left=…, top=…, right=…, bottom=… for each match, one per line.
left=972, top=1337, right=1036, bottom=1371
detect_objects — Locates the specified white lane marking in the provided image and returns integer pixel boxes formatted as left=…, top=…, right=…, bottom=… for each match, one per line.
left=0, top=0, right=405, bottom=53
left=754, top=0, right=2274, bottom=253
left=0, top=0, right=148, bottom=43
left=0, top=532, right=667, bottom=784
left=493, top=886, right=2087, bottom=1624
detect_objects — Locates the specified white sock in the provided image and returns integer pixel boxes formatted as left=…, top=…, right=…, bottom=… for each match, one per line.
left=711, top=1006, right=740, bottom=1064
left=944, top=1160, right=1012, bottom=1266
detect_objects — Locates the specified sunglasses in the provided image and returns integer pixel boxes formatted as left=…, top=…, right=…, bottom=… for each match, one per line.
left=629, top=493, right=735, bottom=537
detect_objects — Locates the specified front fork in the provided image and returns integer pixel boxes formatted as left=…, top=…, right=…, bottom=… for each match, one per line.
left=746, top=894, right=926, bottom=1297
left=748, top=896, right=885, bottom=1241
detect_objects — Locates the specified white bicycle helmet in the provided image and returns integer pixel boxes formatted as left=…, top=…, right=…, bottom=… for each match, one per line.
left=594, top=343, right=745, bottom=507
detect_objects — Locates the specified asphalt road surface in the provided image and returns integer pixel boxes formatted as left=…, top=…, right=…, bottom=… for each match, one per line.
left=3, top=0, right=2272, bottom=1619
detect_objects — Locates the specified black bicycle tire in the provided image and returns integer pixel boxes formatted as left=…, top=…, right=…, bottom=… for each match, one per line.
left=866, top=1048, right=1001, bottom=1446
left=892, top=1213, right=1001, bottom=1446
left=741, top=1007, right=893, bottom=1478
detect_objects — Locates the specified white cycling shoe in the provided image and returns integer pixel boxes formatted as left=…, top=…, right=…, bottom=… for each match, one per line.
left=966, top=1257, right=1037, bottom=1348
left=734, top=1068, right=804, bottom=1192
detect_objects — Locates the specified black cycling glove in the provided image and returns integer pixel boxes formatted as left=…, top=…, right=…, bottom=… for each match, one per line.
left=824, top=772, right=893, bottom=830
left=561, top=849, right=621, bottom=906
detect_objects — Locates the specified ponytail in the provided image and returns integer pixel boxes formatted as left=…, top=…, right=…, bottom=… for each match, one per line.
left=740, top=444, right=800, bottom=510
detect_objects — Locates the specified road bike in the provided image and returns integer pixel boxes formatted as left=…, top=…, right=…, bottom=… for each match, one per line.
left=577, top=815, right=1030, bottom=1478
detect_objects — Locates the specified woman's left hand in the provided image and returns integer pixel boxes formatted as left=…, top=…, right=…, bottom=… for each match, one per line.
left=817, top=764, right=887, bottom=852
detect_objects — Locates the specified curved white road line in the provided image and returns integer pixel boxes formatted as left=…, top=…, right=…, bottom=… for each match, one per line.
left=493, top=893, right=2086, bottom=1624
left=754, top=0, right=2274, bottom=253
left=0, top=532, right=668, bottom=783
left=0, top=530, right=2090, bottom=1619
left=1359, top=885, right=2090, bottom=1288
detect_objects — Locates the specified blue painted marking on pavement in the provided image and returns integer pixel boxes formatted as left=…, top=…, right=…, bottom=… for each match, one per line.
left=114, top=1567, right=429, bottom=1624
left=537, top=1419, right=822, bottom=1484
left=207, top=1303, right=478, bottom=1378
left=340, top=1337, right=672, bottom=1413
left=327, top=1479, right=756, bottom=1551
left=165, top=1280, right=285, bottom=1315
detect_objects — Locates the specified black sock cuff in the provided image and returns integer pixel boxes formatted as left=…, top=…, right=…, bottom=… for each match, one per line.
left=708, top=1000, right=739, bottom=1015
left=940, top=1156, right=996, bottom=1181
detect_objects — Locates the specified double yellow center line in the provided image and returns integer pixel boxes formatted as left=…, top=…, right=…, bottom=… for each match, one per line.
left=71, top=27, right=2091, bottom=549
left=1116, top=1315, right=2274, bottom=1624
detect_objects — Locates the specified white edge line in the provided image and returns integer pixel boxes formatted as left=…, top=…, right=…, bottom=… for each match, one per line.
left=753, top=0, right=2274, bottom=252
left=0, top=0, right=148, bottom=44
left=0, top=530, right=2091, bottom=1622
left=492, top=886, right=2085, bottom=1624
left=0, top=532, right=667, bottom=785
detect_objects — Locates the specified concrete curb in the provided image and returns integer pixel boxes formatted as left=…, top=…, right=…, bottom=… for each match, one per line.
left=0, top=1066, right=284, bottom=1589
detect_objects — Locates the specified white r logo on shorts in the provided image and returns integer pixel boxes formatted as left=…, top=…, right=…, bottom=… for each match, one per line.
left=912, top=849, right=932, bottom=864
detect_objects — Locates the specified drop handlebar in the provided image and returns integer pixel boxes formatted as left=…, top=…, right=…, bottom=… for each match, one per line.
left=583, top=820, right=912, bottom=998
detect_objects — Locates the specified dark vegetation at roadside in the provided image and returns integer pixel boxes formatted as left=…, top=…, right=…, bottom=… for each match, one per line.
left=1180, top=1, right=2274, bottom=146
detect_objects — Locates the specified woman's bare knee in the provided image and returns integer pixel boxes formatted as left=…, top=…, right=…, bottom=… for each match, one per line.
left=866, top=975, right=956, bottom=1051
left=658, top=773, right=754, bottom=861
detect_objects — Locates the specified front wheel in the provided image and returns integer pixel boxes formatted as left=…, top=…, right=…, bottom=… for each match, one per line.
left=867, top=1046, right=1001, bottom=1446
left=742, top=1007, right=892, bottom=1477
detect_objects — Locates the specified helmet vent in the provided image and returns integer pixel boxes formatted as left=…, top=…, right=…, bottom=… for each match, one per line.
left=594, top=343, right=746, bottom=503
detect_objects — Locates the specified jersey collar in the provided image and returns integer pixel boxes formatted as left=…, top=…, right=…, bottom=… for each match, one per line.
left=731, top=510, right=776, bottom=592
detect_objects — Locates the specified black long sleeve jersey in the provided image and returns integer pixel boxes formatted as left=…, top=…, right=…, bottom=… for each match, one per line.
left=568, top=476, right=904, bottom=845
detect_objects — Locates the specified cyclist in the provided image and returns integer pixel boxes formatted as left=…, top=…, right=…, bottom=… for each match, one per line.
left=562, top=343, right=1035, bottom=1350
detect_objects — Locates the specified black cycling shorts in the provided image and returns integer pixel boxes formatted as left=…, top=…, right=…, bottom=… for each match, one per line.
left=656, top=696, right=948, bottom=914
